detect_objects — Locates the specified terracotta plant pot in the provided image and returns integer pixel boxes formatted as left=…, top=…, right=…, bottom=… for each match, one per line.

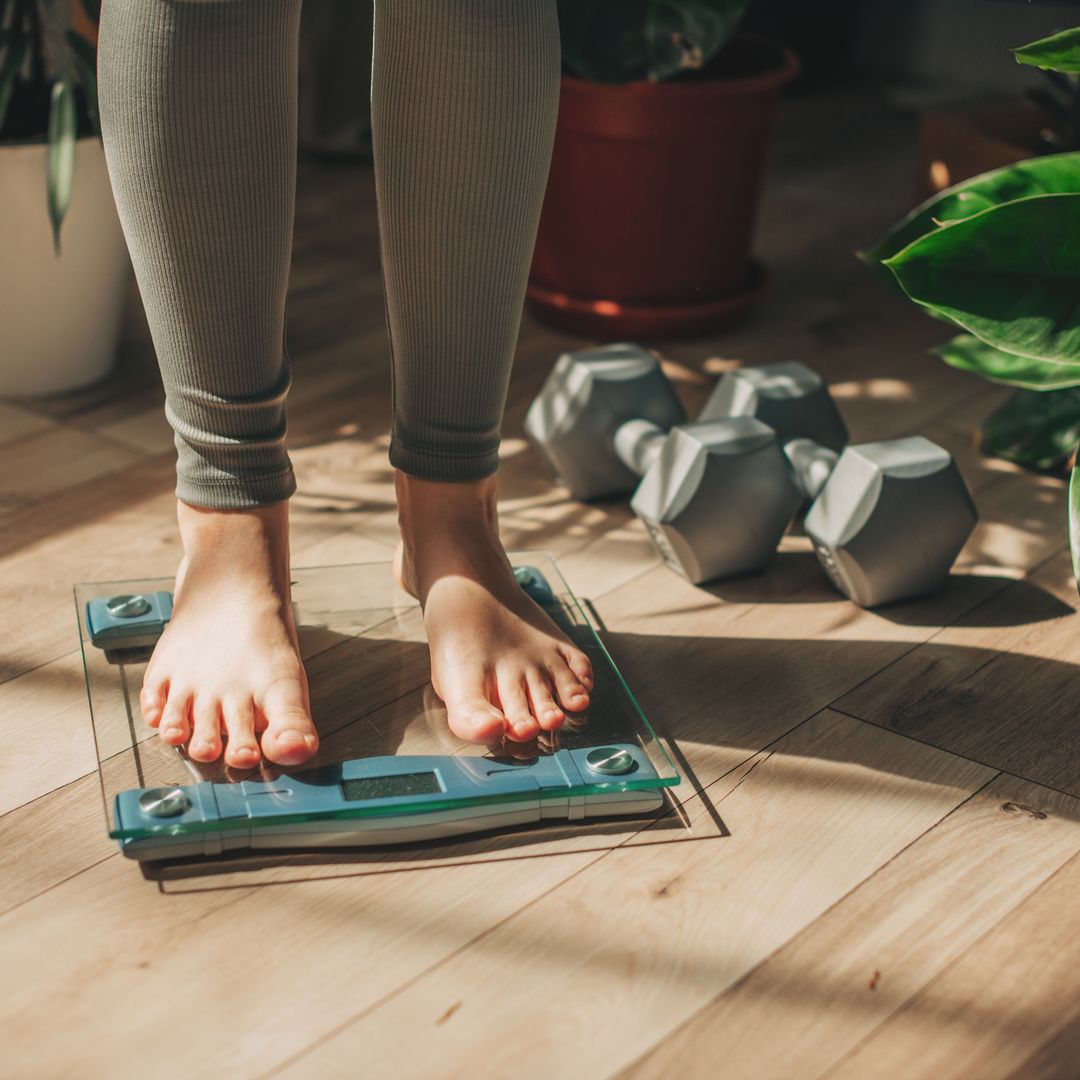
left=914, top=101, right=1045, bottom=202
left=527, top=35, right=799, bottom=340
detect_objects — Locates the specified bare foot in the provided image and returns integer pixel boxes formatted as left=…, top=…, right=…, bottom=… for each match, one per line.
left=140, top=500, right=319, bottom=768
left=394, top=472, right=594, bottom=744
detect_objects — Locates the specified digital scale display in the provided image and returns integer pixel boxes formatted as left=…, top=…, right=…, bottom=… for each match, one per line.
left=341, top=771, right=443, bottom=801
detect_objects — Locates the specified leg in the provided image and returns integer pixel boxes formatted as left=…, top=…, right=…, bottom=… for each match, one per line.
left=372, top=0, right=594, bottom=742
left=98, top=0, right=317, bottom=766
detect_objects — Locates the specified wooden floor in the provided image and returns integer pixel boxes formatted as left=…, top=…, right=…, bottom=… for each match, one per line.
left=3, top=86, right=1080, bottom=1079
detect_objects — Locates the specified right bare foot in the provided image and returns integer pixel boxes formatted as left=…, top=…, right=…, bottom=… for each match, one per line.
left=139, top=500, right=318, bottom=768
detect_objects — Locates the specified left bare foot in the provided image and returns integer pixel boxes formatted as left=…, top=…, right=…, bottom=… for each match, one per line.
left=394, top=472, right=594, bottom=743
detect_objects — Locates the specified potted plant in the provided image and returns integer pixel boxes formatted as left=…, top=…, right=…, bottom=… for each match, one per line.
left=0, top=0, right=130, bottom=397
left=863, top=26, right=1080, bottom=592
left=526, top=0, right=799, bottom=340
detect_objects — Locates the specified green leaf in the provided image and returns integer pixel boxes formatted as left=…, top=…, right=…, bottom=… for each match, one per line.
left=1070, top=461, right=1080, bottom=596
left=861, top=151, right=1080, bottom=273
left=935, top=334, right=1080, bottom=390
left=884, top=193, right=1080, bottom=366
left=981, top=387, right=1080, bottom=473
left=0, top=32, right=26, bottom=137
left=1013, top=26, right=1080, bottom=74
left=65, top=29, right=98, bottom=135
left=47, top=79, right=77, bottom=255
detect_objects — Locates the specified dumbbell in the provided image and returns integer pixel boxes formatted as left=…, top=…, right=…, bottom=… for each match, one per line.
left=524, top=342, right=687, bottom=500
left=615, top=361, right=849, bottom=587
left=527, top=347, right=979, bottom=606
left=524, top=344, right=805, bottom=582
left=685, top=362, right=980, bottom=606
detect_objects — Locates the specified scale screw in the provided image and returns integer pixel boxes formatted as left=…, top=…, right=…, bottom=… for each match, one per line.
left=585, top=746, right=636, bottom=776
left=106, top=594, right=152, bottom=619
left=138, top=787, right=191, bottom=818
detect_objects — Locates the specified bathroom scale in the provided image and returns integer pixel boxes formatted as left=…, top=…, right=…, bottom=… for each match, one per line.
left=75, top=553, right=679, bottom=862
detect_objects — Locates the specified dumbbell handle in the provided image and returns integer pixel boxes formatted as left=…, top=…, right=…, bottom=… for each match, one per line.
left=784, top=438, right=839, bottom=501
left=613, top=418, right=667, bottom=477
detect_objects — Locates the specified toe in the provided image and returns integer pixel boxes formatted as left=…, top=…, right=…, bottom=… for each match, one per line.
left=258, top=680, right=318, bottom=766
left=139, top=677, right=167, bottom=729
left=158, top=689, right=192, bottom=747
left=560, top=645, right=595, bottom=692
left=497, top=670, right=540, bottom=742
left=222, top=697, right=261, bottom=769
left=550, top=658, right=590, bottom=713
left=441, top=670, right=507, bottom=743
left=525, top=668, right=564, bottom=732
left=188, top=698, right=223, bottom=763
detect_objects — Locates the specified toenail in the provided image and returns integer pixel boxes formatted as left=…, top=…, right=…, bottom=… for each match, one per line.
left=276, top=731, right=316, bottom=749
left=192, top=739, right=213, bottom=754
left=163, top=725, right=181, bottom=737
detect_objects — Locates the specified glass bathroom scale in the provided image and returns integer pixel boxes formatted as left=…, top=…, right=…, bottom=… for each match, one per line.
left=75, top=553, right=679, bottom=861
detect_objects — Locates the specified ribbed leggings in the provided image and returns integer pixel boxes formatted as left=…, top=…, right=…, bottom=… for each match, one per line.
left=97, top=0, right=560, bottom=509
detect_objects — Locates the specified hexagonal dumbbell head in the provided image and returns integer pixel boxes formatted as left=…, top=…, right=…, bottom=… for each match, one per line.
left=630, top=417, right=803, bottom=584
left=804, top=436, right=978, bottom=607
left=699, top=361, right=849, bottom=451
left=524, top=343, right=686, bottom=499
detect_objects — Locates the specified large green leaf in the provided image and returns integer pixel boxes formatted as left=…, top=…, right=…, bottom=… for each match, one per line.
left=1070, top=462, right=1080, bottom=596
left=862, top=151, right=1080, bottom=272
left=558, top=0, right=750, bottom=84
left=884, top=193, right=1080, bottom=366
left=981, top=387, right=1080, bottom=473
left=935, top=334, right=1080, bottom=390
left=1013, top=26, right=1080, bottom=74
left=47, top=79, right=77, bottom=255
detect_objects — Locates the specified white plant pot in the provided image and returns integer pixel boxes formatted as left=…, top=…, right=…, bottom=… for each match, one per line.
left=0, top=134, right=131, bottom=397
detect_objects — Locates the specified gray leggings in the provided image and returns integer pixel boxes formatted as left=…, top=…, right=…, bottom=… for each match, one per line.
left=97, top=0, right=560, bottom=509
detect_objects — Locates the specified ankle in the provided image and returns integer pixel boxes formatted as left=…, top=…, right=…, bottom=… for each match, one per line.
left=176, top=499, right=292, bottom=581
left=395, top=472, right=499, bottom=539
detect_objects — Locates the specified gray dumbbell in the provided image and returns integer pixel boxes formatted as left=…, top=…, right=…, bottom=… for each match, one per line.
left=614, top=361, right=848, bottom=585
left=524, top=342, right=687, bottom=500
left=525, top=344, right=804, bottom=582
left=701, top=362, right=979, bottom=606
left=621, top=416, right=805, bottom=584
left=699, top=360, right=850, bottom=451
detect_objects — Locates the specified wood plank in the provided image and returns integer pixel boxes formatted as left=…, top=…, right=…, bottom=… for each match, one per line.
left=0, top=651, right=97, bottom=816
left=0, top=427, right=138, bottom=512
left=96, top=404, right=174, bottom=455
left=0, top=773, right=115, bottom=915
left=836, top=548, right=1080, bottom=795
left=623, top=774, right=1080, bottom=1080
left=277, top=712, right=992, bottom=1078
left=1004, top=1016, right=1080, bottom=1080
left=0, top=402, right=56, bottom=446
left=0, top=829, right=604, bottom=1078
left=826, top=850, right=1080, bottom=1080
